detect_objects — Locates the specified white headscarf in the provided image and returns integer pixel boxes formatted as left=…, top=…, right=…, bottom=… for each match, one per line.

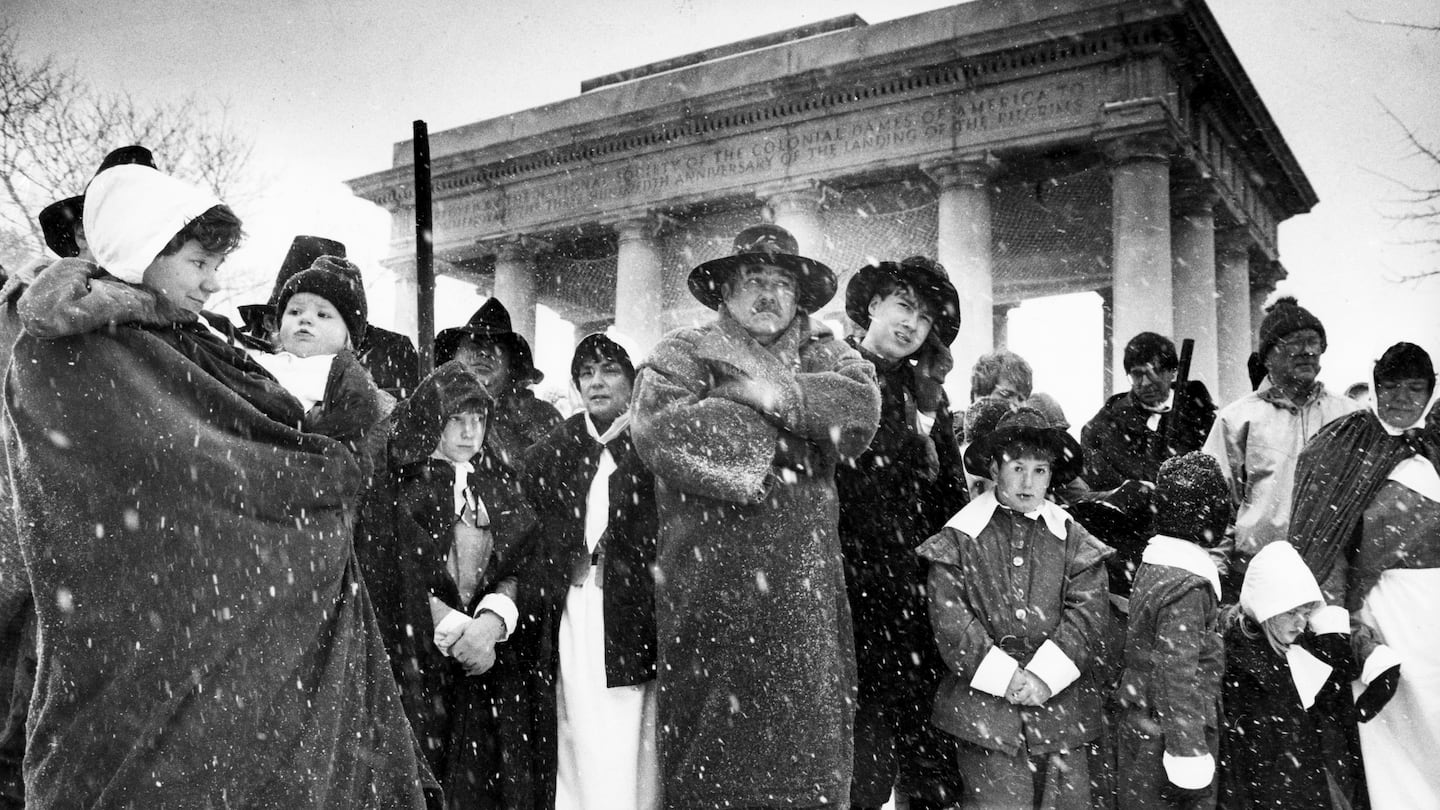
left=1240, top=541, right=1323, bottom=624
left=83, top=165, right=220, bottom=284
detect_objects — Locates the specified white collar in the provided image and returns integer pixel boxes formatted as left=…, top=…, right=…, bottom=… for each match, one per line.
left=585, top=410, right=631, bottom=446
left=946, top=490, right=1069, bottom=540
left=1138, top=388, right=1174, bottom=414
left=1389, top=455, right=1440, bottom=503
left=1142, top=535, right=1222, bottom=599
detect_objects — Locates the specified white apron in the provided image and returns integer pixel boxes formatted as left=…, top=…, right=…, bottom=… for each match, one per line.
left=1355, top=568, right=1440, bottom=810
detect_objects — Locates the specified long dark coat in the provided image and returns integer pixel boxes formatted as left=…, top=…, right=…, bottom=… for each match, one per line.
left=1219, top=625, right=1366, bottom=810
left=835, top=343, right=966, bottom=806
left=631, top=311, right=880, bottom=810
left=360, top=362, right=541, bottom=809
left=520, top=413, right=659, bottom=809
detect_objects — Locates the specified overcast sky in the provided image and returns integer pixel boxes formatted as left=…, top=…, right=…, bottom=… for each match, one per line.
left=10, top=0, right=1440, bottom=412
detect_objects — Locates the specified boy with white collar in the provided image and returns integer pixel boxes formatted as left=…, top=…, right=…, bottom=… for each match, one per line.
left=1114, top=452, right=1231, bottom=808
left=918, top=407, right=1112, bottom=809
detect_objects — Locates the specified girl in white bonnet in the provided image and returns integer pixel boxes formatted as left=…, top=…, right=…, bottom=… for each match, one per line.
left=1218, top=541, right=1364, bottom=809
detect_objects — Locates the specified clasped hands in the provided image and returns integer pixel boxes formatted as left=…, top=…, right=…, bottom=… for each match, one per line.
left=430, top=596, right=506, bottom=677
left=1005, top=667, right=1053, bottom=707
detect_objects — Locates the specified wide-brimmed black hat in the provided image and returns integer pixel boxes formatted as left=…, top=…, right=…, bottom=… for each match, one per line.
left=38, top=145, right=157, bottom=258
left=963, top=406, right=1084, bottom=484
left=844, top=255, right=961, bottom=346
left=434, top=298, right=543, bottom=385
left=687, top=224, right=836, bottom=313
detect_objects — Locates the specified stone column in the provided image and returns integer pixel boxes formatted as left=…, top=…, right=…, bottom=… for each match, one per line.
left=1215, top=230, right=1253, bottom=406
left=388, top=258, right=419, bottom=343
left=1171, top=187, right=1220, bottom=390
left=761, top=185, right=826, bottom=258
left=492, top=240, right=538, bottom=347
left=924, top=156, right=999, bottom=384
left=613, top=215, right=666, bottom=355
left=1105, top=134, right=1174, bottom=380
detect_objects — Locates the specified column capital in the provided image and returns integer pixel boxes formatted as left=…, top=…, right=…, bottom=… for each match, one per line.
left=488, top=235, right=546, bottom=263
left=921, top=153, right=1002, bottom=189
left=1172, top=184, right=1220, bottom=218
left=606, top=212, right=664, bottom=244
left=1215, top=227, right=1252, bottom=260
left=1101, top=131, right=1176, bottom=167
left=1251, top=259, right=1288, bottom=293
left=755, top=182, right=826, bottom=214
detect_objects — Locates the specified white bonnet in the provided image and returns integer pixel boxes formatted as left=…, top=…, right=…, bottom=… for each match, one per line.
left=83, top=165, right=221, bottom=284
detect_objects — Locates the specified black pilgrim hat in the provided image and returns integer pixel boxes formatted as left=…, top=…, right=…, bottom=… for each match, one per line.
left=962, top=406, right=1084, bottom=485
left=37, top=145, right=158, bottom=258
left=434, top=298, right=544, bottom=385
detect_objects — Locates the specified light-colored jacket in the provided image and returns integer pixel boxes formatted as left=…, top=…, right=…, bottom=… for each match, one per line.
left=1201, top=380, right=1361, bottom=564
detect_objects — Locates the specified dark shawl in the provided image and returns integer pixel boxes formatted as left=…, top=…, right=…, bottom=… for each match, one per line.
left=1289, top=408, right=1440, bottom=601
left=4, top=263, right=428, bottom=809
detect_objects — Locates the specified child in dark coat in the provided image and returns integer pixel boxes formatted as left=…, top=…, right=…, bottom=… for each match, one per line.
left=1219, top=541, right=1365, bottom=810
left=1114, top=452, right=1230, bottom=809
left=918, top=407, right=1112, bottom=809
left=366, top=361, right=540, bottom=809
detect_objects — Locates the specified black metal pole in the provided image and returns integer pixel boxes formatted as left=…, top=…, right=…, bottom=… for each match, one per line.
left=413, top=119, right=435, bottom=376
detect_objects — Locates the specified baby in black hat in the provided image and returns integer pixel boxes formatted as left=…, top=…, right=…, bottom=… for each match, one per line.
left=249, top=255, right=369, bottom=412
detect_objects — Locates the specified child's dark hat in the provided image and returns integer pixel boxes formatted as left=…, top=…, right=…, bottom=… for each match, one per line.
left=963, top=405, right=1084, bottom=484
left=276, top=255, right=368, bottom=344
left=1153, top=451, right=1231, bottom=548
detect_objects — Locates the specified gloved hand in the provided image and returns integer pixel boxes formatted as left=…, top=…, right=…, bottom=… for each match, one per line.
left=1356, top=664, right=1400, bottom=722
left=1159, top=780, right=1213, bottom=805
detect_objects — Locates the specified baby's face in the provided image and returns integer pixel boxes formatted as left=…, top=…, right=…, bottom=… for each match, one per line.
left=278, top=293, right=349, bottom=357
left=436, top=411, right=485, bottom=463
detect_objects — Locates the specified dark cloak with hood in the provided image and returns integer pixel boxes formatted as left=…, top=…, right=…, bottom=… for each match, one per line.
left=1288, top=407, right=1440, bottom=604
left=3, top=259, right=428, bottom=809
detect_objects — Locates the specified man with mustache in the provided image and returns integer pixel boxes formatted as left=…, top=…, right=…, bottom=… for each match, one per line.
left=1202, top=297, right=1361, bottom=598
left=631, top=224, right=880, bottom=810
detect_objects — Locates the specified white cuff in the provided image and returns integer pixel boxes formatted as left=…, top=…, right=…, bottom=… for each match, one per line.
left=474, top=592, right=518, bottom=641
left=1162, top=752, right=1215, bottom=790
left=1026, top=639, right=1082, bottom=697
left=1362, top=644, right=1403, bottom=686
left=432, top=609, right=470, bottom=656
left=1308, top=604, right=1350, bottom=635
left=970, top=645, right=1021, bottom=697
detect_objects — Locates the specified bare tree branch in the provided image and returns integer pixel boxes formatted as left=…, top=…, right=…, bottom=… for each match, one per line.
left=0, top=20, right=256, bottom=270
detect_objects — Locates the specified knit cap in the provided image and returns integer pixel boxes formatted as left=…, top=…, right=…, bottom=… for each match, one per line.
left=1240, top=541, right=1323, bottom=624
left=1153, top=452, right=1231, bottom=548
left=1257, top=296, right=1326, bottom=360
left=276, top=255, right=368, bottom=343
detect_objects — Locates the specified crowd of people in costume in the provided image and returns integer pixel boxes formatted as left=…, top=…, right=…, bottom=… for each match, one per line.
left=0, top=148, right=1435, bottom=810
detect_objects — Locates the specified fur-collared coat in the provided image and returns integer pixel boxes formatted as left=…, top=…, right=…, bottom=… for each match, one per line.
left=835, top=341, right=966, bottom=805
left=631, top=310, right=880, bottom=810
left=519, top=412, right=658, bottom=809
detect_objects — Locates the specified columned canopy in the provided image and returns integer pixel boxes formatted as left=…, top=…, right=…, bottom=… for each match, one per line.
left=350, top=0, right=1315, bottom=405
